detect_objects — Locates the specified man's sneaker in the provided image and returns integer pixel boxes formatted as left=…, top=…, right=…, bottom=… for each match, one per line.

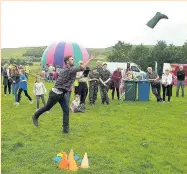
left=36, top=109, right=39, bottom=111
left=32, top=116, right=38, bottom=127
left=30, top=100, right=33, bottom=104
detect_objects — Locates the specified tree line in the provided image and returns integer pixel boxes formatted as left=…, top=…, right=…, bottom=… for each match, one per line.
left=107, top=40, right=187, bottom=75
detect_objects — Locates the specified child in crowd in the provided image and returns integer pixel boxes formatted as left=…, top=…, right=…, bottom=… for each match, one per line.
left=33, top=76, right=47, bottom=111
left=17, top=69, right=33, bottom=104
left=70, top=95, right=84, bottom=113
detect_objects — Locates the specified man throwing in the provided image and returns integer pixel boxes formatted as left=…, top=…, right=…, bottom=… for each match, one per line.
left=32, top=55, right=94, bottom=133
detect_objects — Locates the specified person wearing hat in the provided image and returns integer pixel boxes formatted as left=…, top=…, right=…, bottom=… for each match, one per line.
left=99, top=63, right=111, bottom=104
left=161, top=69, right=172, bottom=102
left=111, top=66, right=122, bottom=100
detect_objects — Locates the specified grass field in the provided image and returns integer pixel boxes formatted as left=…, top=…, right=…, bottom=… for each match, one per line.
left=1, top=47, right=33, bottom=59
left=1, top=75, right=187, bottom=174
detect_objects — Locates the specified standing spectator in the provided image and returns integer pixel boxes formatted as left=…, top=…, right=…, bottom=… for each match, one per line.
left=33, top=76, right=47, bottom=111
left=119, top=69, right=127, bottom=99
left=99, top=63, right=111, bottom=105
left=48, top=65, right=54, bottom=83
left=96, top=60, right=103, bottom=100
left=17, top=70, right=33, bottom=104
left=76, top=62, right=89, bottom=109
left=111, top=66, right=122, bottom=100
left=176, top=65, right=185, bottom=97
left=11, top=69, right=20, bottom=105
left=147, top=67, right=163, bottom=102
left=88, top=69, right=100, bottom=105
left=3, top=62, right=9, bottom=70
left=3, top=67, right=12, bottom=96
left=74, top=77, right=79, bottom=95
left=162, top=69, right=172, bottom=103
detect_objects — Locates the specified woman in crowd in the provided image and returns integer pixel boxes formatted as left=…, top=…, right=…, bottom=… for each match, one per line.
left=17, top=69, right=33, bottom=104
left=3, top=67, right=12, bottom=96
left=162, top=69, right=173, bottom=103
left=11, top=69, right=20, bottom=105
left=111, top=66, right=122, bottom=100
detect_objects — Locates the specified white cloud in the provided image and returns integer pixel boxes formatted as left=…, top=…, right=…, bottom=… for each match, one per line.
left=1, top=1, right=187, bottom=48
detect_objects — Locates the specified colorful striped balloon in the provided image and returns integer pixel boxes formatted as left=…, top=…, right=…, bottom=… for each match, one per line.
left=41, top=42, right=90, bottom=68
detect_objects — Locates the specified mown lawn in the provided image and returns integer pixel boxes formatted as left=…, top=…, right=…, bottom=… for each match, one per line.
left=1, top=47, right=32, bottom=59
left=1, top=75, right=187, bottom=174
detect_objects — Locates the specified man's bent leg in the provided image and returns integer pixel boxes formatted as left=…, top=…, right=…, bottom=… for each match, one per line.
left=32, top=90, right=60, bottom=126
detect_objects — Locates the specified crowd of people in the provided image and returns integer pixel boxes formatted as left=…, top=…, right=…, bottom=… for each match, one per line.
left=31, top=56, right=185, bottom=134
left=1, top=63, right=33, bottom=105
left=41, top=64, right=61, bottom=83
left=1, top=58, right=185, bottom=134
left=1, top=63, right=48, bottom=110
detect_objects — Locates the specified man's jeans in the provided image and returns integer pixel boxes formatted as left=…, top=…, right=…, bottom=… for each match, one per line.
left=151, top=84, right=162, bottom=101
left=66, top=91, right=71, bottom=104
left=176, top=80, right=184, bottom=97
left=34, top=90, right=69, bottom=129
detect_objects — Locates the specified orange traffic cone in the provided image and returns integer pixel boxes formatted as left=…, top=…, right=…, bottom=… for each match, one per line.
left=58, top=152, right=69, bottom=169
left=81, top=152, right=89, bottom=168
left=68, top=149, right=79, bottom=171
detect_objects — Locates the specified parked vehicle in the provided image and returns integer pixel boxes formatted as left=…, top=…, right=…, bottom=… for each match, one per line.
left=105, top=62, right=147, bottom=80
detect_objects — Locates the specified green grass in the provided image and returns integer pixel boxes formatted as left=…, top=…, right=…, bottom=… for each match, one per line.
left=1, top=47, right=33, bottom=59
left=1, top=75, right=187, bottom=174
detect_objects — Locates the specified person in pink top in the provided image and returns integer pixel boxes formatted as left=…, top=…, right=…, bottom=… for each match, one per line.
left=111, top=66, right=122, bottom=100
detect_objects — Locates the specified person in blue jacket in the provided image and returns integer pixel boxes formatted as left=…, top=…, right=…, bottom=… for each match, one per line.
left=17, top=69, right=33, bottom=104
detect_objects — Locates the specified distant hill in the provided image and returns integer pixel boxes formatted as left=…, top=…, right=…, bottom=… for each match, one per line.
left=1, top=46, right=112, bottom=60
left=1, top=45, right=154, bottom=60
